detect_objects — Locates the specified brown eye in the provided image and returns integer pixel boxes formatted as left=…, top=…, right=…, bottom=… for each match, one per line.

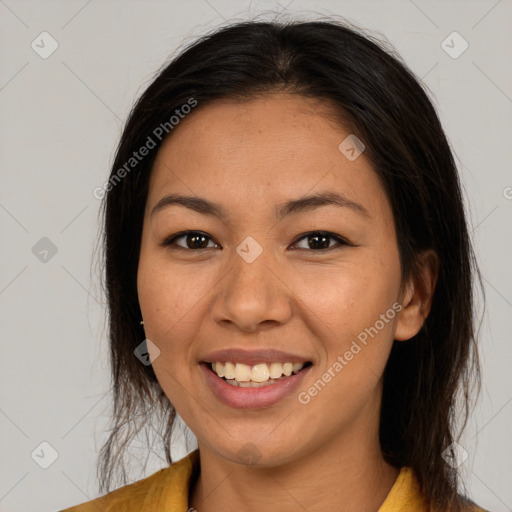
left=162, top=231, right=219, bottom=250
left=292, top=231, right=350, bottom=251
left=161, top=230, right=352, bottom=252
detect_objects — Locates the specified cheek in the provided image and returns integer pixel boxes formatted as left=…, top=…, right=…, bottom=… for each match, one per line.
left=137, top=255, right=195, bottom=386
left=137, top=249, right=215, bottom=338
left=291, top=253, right=400, bottom=388
left=291, top=252, right=400, bottom=336
left=136, top=255, right=204, bottom=414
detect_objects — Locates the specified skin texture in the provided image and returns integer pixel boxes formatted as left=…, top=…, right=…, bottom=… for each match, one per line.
left=137, top=93, right=438, bottom=511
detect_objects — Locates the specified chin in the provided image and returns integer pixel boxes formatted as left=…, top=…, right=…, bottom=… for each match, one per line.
left=204, top=434, right=308, bottom=469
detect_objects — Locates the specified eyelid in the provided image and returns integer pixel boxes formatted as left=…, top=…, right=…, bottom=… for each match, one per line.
left=291, top=231, right=353, bottom=250
left=160, top=230, right=220, bottom=250
left=161, top=230, right=354, bottom=251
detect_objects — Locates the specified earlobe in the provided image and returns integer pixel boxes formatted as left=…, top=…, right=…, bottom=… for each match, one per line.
left=394, top=249, right=439, bottom=342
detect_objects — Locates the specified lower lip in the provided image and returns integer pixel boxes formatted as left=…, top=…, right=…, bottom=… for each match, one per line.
left=200, top=363, right=312, bottom=409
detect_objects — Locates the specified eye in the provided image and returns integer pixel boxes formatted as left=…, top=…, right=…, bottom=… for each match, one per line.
left=291, top=231, right=352, bottom=251
left=161, top=231, right=219, bottom=250
left=161, top=230, right=352, bottom=252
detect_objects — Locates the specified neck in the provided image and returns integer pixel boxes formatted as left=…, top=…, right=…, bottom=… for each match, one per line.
left=189, top=425, right=399, bottom=512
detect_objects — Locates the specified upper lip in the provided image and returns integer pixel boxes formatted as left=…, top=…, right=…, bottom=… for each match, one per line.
left=200, top=348, right=312, bottom=366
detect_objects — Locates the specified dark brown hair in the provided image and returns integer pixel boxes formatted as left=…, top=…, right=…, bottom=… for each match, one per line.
left=96, top=18, right=482, bottom=510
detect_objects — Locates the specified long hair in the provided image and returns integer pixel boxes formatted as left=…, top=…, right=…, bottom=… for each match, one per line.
left=96, top=18, right=482, bottom=509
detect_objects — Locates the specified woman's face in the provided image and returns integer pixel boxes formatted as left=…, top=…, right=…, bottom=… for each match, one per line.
left=137, top=93, right=417, bottom=466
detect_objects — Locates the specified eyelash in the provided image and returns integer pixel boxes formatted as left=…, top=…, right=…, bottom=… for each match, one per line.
left=160, top=230, right=353, bottom=252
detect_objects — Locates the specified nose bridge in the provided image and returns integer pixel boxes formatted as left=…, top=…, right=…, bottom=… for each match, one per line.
left=212, top=234, right=292, bottom=331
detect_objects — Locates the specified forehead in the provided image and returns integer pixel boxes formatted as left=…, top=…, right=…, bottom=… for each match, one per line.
left=153, top=93, right=350, bottom=167
left=147, top=93, right=388, bottom=222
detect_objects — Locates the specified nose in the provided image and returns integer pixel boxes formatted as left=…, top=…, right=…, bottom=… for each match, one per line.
left=211, top=239, right=293, bottom=333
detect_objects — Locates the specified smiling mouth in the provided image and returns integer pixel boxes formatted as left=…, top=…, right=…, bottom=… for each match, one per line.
left=206, top=361, right=313, bottom=388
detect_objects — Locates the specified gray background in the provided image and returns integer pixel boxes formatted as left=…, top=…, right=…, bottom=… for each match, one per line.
left=0, top=0, right=511, bottom=511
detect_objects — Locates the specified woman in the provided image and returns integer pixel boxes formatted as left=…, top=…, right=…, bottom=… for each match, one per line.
left=61, top=18, right=486, bottom=512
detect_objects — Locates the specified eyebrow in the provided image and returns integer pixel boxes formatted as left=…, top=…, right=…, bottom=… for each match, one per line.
left=150, top=191, right=370, bottom=220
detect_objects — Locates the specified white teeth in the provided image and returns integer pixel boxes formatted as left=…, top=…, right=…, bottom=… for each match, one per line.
left=251, top=364, right=270, bottom=382
left=292, top=362, right=303, bottom=373
left=234, top=363, right=252, bottom=382
left=210, top=361, right=307, bottom=382
left=226, top=379, right=273, bottom=388
left=224, top=362, right=236, bottom=380
left=214, top=362, right=225, bottom=378
left=269, top=362, right=283, bottom=379
left=282, top=362, right=293, bottom=376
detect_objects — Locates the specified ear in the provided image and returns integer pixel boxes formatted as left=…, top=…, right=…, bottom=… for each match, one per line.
left=394, top=249, right=439, bottom=341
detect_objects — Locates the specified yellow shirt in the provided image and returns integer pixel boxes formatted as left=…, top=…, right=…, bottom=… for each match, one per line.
left=59, top=449, right=486, bottom=511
